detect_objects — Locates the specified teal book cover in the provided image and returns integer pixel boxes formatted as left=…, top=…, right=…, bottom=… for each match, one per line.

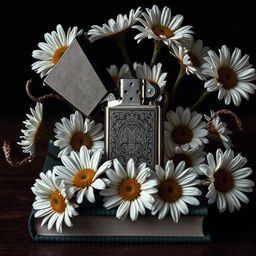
left=28, top=142, right=211, bottom=243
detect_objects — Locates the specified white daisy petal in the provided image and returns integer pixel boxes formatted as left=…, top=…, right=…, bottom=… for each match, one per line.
left=164, top=107, right=208, bottom=150
left=101, top=159, right=157, bottom=220
left=54, top=111, right=104, bottom=157
left=32, top=24, right=82, bottom=77
left=203, top=149, right=254, bottom=213
left=133, top=5, right=193, bottom=46
left=31, top=170, right=77, bottom=233
left=203, top=45, right=256, bottom=106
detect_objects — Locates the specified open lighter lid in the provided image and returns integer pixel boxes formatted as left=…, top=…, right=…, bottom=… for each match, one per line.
left=43, top=35, right=116, bottom=117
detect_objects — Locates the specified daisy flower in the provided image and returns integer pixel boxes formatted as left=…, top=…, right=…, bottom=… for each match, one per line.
left=165, top=142, right=205, bottom=175
left=54, top=111, right=104, bottom=158
left=32, top=24, right=83, bottom=78
left=17, top=102, right=44, bottom=156
left=100, top=158, right=158, bottom=221
left=133, top=5, right=193, bottom=46
left=204, top=111, right=233, bottom=149
left=87, top=7, right=141, bottom=42
left=202, top=45, right=256, bottom=106
left=164, top=106, right=209, bottom=151
left=31, top=170, right=78, bottom=233
left=170, top=39, right=209, bottom=80
left=135, top=62, right=167, bottom=92
left=152, top=160, right=202, bottom=222
left=107, top=63, right=132, bottom=86
left=200, top=149, right=254, bottom=213
left=54, top=146, right=112, bottom=204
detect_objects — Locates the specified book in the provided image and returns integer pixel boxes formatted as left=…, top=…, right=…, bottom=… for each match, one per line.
left=28, top=142, right=211, bottom=243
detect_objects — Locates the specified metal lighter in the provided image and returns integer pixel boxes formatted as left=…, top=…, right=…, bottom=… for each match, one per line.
left=105, top=79, right=163, bottom=169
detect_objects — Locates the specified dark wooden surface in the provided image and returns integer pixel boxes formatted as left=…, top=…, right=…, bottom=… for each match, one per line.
left=0, top=115, right=256, bottom=256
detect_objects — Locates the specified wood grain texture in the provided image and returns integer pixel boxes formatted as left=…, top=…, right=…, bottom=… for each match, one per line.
left=0, top=115, right=256, bottom=256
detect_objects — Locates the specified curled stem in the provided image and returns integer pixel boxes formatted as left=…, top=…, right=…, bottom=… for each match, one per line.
left=26, top=79, right=63, bottom=102
left=207, top=109, right=243, bottom=132
left=2, top=141, right=34, bottom=167
left=2, top=141, right=60, bottom=167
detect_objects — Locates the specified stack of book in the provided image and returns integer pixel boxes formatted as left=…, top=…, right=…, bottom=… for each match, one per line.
left=28, top=143, right=211, bottom=243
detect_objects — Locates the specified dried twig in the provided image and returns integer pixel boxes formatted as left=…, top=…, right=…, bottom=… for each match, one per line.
left=2, top=141, right=34, bottom=167
left=2, top=141, right=60, bottom=168
left=26, top=79, right=63, bottom=102
left=207, top=109, right=243, bottom=132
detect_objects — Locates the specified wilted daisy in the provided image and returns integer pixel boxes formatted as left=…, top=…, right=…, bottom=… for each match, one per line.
left=202, top=45, right=256, bottom=106
left=133, top=5, right=193, bottom=46
left=164, top=106, right=208, bottom=151
left=100, top=158, right=158, bottom=221
left=165, top=142, right=205, bottom=175
left=204, top=111, right=233, bottom=149
left=87, top=7, right=141, bottom=42
left=31, top=170, right=78, bottom=233
left=152, top=160, right=201, bottom=222
left=54, top=111, right=104, bottom=157
left=200, top=149, right=254, bottom=213
left=135, top=62, right=167, bottom=92
left=17, top=102, right=44, bottom=156
left=32, top=24, right=83, bottom=77
left=170, top=39, right=209, bottom=80
left=107, top=64, right=132, bottom=86
left=54, top=146, right=111, bottom=204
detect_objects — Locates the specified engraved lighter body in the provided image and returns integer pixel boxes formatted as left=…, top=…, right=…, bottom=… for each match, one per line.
left=105, top=79, right=163, bottom=169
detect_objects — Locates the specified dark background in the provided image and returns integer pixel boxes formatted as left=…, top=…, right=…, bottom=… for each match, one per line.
left=1, top=0, right=256, bottom=116
left=1, top=0, right=256, bottom=243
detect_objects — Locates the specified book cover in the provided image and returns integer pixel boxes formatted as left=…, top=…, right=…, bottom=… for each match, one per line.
left=28, top=142, right=211, bottom=243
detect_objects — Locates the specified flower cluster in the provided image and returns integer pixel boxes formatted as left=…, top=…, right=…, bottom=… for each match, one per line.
left=6, top=5, right=255, bottom=233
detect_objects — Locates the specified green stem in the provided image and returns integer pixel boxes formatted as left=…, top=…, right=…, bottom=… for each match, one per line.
left=190, top=90, right=209, bottom=111
left=114, top=34, right=136, bottom=78
left=170, top=67, right=186, bottom=108
left=150, top=40, right=163, bottom=67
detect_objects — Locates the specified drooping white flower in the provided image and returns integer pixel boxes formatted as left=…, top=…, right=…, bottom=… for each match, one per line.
left=107, top=64, right=132, bottom=86
left=200, top=149, right=254, bottom=213
left=32, top=24, right=83, bottom=77
left=152, top=160, right=202, bottom=222
left=54, top=146, right=111, bottom=204
left=100, top=158, right=158, bottom=221
left=204, top=111, right=233, bottom=149
left=170, top=39, right=209, bottom=80
left=88, top=7, right=141, bottom=42
left=17, top=102, right=44, bottom=156
left=135, top=62, right=167, bottom=92
left=164, top=106, right=209, bottom=151
left=133, top=5, right=193, bottom=46
left=54, top=111, right=104, bottom=158
left=202, top=45, right=256, bottom=106
left=31, top=170, right=78, bottom=233
left=165, top=142, right=205, bottom=175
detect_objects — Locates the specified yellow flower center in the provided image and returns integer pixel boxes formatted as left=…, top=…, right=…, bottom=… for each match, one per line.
left=218, top=67, right=238, bottom=89
left=50, top=190, right=66, bottom=213
left=152, top=25, right=174, bottom=38
left=73, top=168, right=95, bottom=188
left=52, top=46, right=68, bottom=64
left=188, top=52, right=201, bottom=67
left=70, top=132, right=93, bottom=152
left=172, top=125, right=193, bottom=145
left=214, top=169, right=234, bottom=193
left=171, top=153, right=192, bottom=169
left=118, top=178, right=141, bottom=201
left=158, top=179, right=182, bottom=203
